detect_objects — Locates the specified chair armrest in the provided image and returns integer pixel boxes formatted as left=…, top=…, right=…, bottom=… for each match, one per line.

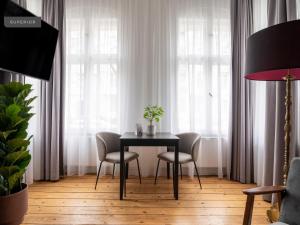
left=243, top=186, right=286, bottom=196
left=242, top=186, right=286, bottom=225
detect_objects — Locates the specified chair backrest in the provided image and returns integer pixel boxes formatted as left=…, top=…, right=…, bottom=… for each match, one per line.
left=280, top=157, right=300, bottom=225
left=95, top=132, right=121, bottom=161
left=176, top=132, right=201, bottom=161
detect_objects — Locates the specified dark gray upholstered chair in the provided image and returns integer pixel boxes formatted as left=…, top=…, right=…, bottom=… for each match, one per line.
left=154, top=132, right=202, bottom=189
left=95, top=132, right=142, bottom=189
left=242, top=157, right=300, bottom=225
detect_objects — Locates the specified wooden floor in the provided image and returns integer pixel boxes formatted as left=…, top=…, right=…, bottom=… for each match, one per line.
left=23, top=175, right=271, bottom=225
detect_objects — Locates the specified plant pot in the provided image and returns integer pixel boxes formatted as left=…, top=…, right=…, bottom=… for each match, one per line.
left=0, top=184, right=28, bottom=225
left=147, top=124, right=156, bottom=136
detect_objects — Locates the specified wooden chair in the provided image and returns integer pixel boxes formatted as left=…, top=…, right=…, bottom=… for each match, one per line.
left=242, top=157, right=300, bottom=225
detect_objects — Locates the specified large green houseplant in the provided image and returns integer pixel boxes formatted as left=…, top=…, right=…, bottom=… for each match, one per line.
left=0, top=82, right=35, bottom=225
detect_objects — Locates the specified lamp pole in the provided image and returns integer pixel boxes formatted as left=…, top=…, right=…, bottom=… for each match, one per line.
left=283, top=72, right=292, bottom=186
left=267, top=72, right=293, bottom=223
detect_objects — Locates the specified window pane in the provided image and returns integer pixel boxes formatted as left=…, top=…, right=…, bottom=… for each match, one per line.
left=90, top=19, right=118, bottom=55
left=177, top=18, right=206, bottom=57
left=212, top=19, right=231, bottom=56
left=68, top=19, right=85, bottom=55
left=212, top=65, right=230, bottom=134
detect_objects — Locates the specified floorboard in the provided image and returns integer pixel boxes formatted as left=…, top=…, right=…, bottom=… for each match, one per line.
left=23, top=175, right=271, bottom=225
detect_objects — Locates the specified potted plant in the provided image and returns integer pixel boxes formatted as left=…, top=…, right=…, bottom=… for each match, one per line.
left=0, top=82, right=36, bottom=225
left=143, top=105, right=164, bottom=136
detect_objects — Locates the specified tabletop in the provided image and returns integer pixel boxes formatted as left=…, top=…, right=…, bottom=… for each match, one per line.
left=120, top=132, right=179, bottom=140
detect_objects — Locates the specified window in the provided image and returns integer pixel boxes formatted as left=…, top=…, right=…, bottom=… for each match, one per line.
left=176, top=3, right=230, bottom=136
left=65, top=12, right=120, bottom=134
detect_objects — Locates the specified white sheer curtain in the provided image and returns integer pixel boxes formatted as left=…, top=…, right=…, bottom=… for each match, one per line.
left=64, top=0, right=121, bottom=175
left=65, top=0, right=231, bottom=177
left=173, top=1, right=230, bottom=178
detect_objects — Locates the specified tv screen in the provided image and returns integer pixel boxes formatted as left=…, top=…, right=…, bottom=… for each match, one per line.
left=0, top=0, right=58, bottom=81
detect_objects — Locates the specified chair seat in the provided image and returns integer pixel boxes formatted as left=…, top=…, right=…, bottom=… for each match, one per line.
left=157, top=152, right=193, bottom=164
left=106, top=151, right=139, bottom=163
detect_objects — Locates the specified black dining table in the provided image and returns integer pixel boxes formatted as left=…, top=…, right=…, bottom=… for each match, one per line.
left=120, top=132, right=180, bottom=200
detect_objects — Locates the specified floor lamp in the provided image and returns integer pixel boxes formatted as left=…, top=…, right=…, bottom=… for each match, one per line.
left=244, top=20, right=300, bottom=222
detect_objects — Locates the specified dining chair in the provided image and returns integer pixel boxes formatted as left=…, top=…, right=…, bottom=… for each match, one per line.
left=95, top=132, right=142, bottom=189
left=154, top=132, right=202, bottom=189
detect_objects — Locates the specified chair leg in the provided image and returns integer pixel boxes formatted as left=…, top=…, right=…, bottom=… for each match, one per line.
left=154, top=159, right=160, bottom=184
left=180, top=164, right=183, bottom=180
left=167, top=162, right=170, bottom=179
left=172, top=163, right=175, bottom=195
left=112, top=163, right=115, bottom=179
left=124, top=162, right=127, bottom=197
left=95, top=161, right=103, bottom=190
left=243, top=195, right=255, bottom=225
left=136, top=158, right=142, bottom=184
left=126, top=163, right=129, bottom=179
left=193, top=161, right=202, bottom=189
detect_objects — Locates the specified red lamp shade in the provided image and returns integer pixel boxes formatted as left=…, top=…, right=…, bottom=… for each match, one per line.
left=245, top=20, right=300, bottom=81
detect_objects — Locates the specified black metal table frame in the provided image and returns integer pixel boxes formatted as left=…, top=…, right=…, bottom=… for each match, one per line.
left=120, top=133, right=179, bottom=200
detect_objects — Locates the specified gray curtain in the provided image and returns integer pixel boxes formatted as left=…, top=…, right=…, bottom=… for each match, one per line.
left=262, top=0, right=297, bottom=200
left=0, top=72, right=11, bottom=84
left=0, top=0, right=26, bottom=84
left=39, top=0, right=65, bottom=180
left=230, top=0, right=255, bottom=183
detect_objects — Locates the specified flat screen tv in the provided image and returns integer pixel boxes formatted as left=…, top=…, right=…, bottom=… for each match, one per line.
left=0, top=0, right=58, bottom=81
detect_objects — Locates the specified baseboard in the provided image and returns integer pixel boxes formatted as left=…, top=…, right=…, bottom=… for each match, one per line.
left=63, top=165, right=227, bottom=177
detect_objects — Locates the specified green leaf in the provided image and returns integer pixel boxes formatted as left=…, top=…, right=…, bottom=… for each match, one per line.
left=16, top=86, right=31, bottom=99
left=10, top=121, right=29, bottom=140
left=5, top=150, right=30, bottom=165
left=0, top=129, right=17, bottom=140
left=24, top=96, right=37, bottom=107
left=0, top=149, right=5, bottom=158
left=0, top=175, right=8, bottom=195
left=0, top=166, right=19, bottom=179
left=6, top=104, right=21, bottom=120
left=0, top=141, right=8, bottom=152
left=0, top=96, right=10, bottom=108
left=7, top=138, right=30, bottom=152
left=0, top=184, right=8, bottom=195
left=8, top=169, right=25, bottom=191
left=3, top=82, right=29, bottom=98
left=18, top=154, right=31, bottom=170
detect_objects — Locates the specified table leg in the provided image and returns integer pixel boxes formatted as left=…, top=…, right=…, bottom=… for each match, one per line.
left=125, top=147, right=129, bottom=179
left=124, top=162, right=127, bottom=197
left=174, top=142, right=179, bottom=200
left=120, top=142, right=124, bottom=200
left=167, top=148, right=170, bottom=179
